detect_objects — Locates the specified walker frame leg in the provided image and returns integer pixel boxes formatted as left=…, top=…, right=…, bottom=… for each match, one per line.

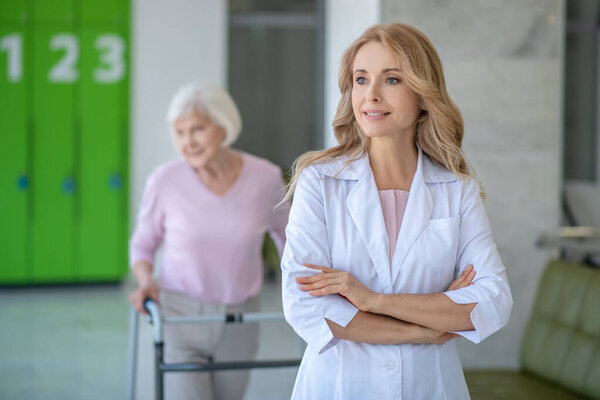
left=155, top=341, right=165, bottom=400
left=128, top=307, right=139, bottom=400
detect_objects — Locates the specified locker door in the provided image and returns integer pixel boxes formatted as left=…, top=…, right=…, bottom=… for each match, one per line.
left=78, top=27, right=128, bottom=280
left=0, top=1, right=28, bottom=24
left=31, top=28, right=76, bottom=282
left=0, top=26, right=29, bottom=283
left=31, top=0, right=75, bottom=24
left=81, top=0, right=128, bottom=25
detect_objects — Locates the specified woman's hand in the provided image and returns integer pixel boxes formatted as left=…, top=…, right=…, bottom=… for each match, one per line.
left=446, top=265, right=476, bottom=291
left=297, top=263, right=475, bottom=315
left=296, top=264, right=378, bottom=312
left=418, top=327, right=460, bottom=344
left=129, top=279, right=160, bottom=314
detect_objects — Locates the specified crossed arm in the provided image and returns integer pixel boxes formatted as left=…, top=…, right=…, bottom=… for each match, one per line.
left=297, top=264, right=477, bottom=345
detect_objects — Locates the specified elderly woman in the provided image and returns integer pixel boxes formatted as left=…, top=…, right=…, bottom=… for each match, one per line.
left=129, top=82, right=289, bottom=400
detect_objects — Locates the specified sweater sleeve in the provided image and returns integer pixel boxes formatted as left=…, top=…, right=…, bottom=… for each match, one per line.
left=129, top=173, right=165, bottom=268
left=443, top=178, right=513, bottom=343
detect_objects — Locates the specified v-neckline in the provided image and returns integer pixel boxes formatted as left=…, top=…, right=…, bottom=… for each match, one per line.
left=187, top=151, right=247, bottom=201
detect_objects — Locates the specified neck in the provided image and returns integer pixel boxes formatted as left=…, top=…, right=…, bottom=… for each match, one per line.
left=196, top=147, right=236, bottom=181
left=368, top=133, right=418, bottom=190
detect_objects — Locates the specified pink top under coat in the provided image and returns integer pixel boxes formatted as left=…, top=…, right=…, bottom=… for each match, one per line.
left=378, top=189, right=409, bottom=264
left=129, top=152, right=289, bottom=305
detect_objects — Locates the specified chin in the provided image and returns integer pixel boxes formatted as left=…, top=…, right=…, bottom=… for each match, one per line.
left=362, top=129, right=392, bottom=139
left=186, top=158, right=206, bottom=170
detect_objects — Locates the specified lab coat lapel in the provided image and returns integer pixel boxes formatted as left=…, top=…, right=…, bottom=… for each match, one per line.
left=391, top=148, right=433, bottom=285
left=345, top=156, right=394, bottom=293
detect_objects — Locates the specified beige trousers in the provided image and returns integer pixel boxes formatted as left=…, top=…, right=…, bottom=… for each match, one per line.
left=160, top=290, right=260, bottom=400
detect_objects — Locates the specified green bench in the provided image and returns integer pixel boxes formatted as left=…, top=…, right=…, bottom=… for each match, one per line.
left=465, top=259, right=600, bottom=399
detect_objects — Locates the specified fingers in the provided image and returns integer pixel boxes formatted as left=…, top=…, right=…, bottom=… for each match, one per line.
left=463, top=265, right=475, bottom=285
left=296, top=275, right=321, bottom=284
left=303, top=263, right=335, bottom=272
left=447, top=265, right=476, bottom=291
left=129, top=291, right=147, bottom=314
left=304, top=283, right=345, bottom=297
left=129, top=287, right=160, bottom=314
left=296, top=271, right=345, bottom=284
left=298, top=276, right=340, bottom=292
left=459, top=265, right=473, bottom=282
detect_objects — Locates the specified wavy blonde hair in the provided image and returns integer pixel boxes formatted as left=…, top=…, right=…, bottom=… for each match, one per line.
left=284, top=23, right=475, bottom=201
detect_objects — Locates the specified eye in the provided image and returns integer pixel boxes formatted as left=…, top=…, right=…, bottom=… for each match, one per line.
left=386, top=77, right=399, bottom=84
left=175, top=130, right=184, bottom=136
left=355, top=76, right=367, bottom=85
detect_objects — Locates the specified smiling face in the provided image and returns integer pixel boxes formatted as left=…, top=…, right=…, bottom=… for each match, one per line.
left=351, top=41, right=421, bottom=140
left=173, top=110, right=226, bottom=170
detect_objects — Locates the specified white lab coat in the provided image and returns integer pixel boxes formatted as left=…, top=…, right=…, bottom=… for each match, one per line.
left=281, top=147, right=512, bottom=400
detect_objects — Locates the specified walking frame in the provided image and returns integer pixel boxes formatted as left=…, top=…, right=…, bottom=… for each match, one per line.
left=128, top=299, right=303, bottom=400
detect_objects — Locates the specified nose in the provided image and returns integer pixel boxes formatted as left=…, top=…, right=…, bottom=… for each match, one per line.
left=181, top=131, right=196, bottom=147
left=366, top=82, right=381, bottom=102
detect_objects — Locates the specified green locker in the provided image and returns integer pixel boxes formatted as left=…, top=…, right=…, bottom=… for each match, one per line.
left=80, top=0, right=128, bottom=25
left=32, top=0, right=76, bottom=24
left=0, top=0, right=130, bottom=285
left=32, top=28, right=76, bottom=282
left=78, top=26, right=128, bottom=280
left=0, top=1, right=28, bottom=24
left=0, top=24, right=28, bottom=283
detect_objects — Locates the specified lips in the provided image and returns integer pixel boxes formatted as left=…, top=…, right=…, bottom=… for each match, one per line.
left=363, top=110, right=390, bottom=120
left=188, top=149, right=204, bottom=157
left=364, top=111, right=390, bottom=116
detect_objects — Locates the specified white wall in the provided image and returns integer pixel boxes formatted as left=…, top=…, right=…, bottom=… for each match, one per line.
left=131, top=0, right=227, bottom=220
left=381, top=0, right=564, bottom=369
left=324, top=0, right=380, bottom=148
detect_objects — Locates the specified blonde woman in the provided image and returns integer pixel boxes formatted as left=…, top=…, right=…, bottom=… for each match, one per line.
left=281, top=24, right=512, bottom=399
left=129, top=83, right=289, bottom=400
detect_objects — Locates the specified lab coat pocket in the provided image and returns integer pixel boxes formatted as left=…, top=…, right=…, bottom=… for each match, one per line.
left=413, top=217, right=460, bottom=289
left=426, top=216, right=459, bottom=232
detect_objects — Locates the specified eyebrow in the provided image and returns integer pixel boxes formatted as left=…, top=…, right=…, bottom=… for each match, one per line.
left=353, top=68, right=401, bottom=74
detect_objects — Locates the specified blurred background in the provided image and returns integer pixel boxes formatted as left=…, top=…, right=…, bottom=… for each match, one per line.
left=1, top=0, right=599, bottom=399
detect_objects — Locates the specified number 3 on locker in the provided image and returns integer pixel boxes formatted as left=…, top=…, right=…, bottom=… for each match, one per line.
left=0, top=33, right=125, bottom=84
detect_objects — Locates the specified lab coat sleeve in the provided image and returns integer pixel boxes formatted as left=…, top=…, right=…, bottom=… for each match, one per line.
left=281, top=166, right=359, bottom=354
left=443, top=178, right=513, bottom=343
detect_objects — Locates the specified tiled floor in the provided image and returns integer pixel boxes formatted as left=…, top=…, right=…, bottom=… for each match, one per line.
left=0, top=277, right=300, bottom=400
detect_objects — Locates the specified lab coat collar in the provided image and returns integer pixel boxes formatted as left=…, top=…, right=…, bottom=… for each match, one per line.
left=319, top=146, right=457, bottom=184
left=321, top=146, right=456, bottom=290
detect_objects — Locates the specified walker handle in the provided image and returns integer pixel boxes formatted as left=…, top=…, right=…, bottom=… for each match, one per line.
left=143, top=298, right=157, bottom=314
left=143, top=298, right=164, bottom=343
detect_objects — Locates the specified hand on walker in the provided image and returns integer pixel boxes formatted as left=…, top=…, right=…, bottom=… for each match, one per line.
left=446, top=264, right=476, bottom=291
left=296, top=264, right=378, bottom=312
left=129, top=279, right=160, bottom=314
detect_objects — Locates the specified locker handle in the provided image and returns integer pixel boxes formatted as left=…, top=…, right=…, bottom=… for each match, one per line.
left=109, top=173, right=123, bottom=191
left=17, top=174, right=29, bottom=191
left=62, top=177, right=76, bottom=194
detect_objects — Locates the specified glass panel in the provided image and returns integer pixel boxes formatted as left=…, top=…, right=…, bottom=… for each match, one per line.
left=230, top=0, right=314, bottom=14
left=228, top=25, right=316, bottom=170
left=564, top=0, right=599, bottom=181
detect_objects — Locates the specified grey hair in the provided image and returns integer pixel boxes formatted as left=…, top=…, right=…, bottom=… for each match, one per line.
left=166, top=82, right=242, bottom=147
